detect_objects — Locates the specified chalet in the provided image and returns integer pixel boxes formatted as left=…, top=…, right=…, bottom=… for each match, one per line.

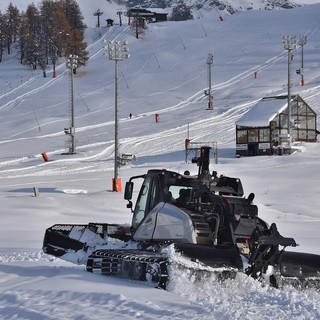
left=235, top=95, right=317, bottom=156
left=127, top=7, right=168, bottom=23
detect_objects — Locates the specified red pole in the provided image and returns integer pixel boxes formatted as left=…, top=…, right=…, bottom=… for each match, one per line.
left=112, top=178, right=122, bottom=192
left=41, top=152, right=49, bottom=162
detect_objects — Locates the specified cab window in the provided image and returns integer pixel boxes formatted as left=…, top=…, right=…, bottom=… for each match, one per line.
left=132, top=176, right=159, bottom=229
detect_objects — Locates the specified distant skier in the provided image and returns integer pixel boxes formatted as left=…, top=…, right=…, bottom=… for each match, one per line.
left=129, top=113, right=132, bottom=119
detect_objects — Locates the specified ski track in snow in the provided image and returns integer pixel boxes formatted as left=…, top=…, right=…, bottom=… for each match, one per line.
left=1, top=4, right=320, bottom=319
left=1, top=13, right=320, bottom=180
left=0, top=28, right=304, bottom=178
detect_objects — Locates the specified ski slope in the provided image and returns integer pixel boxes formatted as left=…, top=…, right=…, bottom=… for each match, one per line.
left=0, top=3, right=320, bottom=319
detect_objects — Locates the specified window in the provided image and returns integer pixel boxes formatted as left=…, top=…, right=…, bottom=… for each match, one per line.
left=259, top=128, right=270, bottom=142
left=168, top=185, right=193, bottom=207
left=270, top=120, right=277, bottom=129
left=307, top=131, right=316, bottom=140
left=293, top=116, right=306, bottom=128
left=307, top=107, right=316, bottom=116
left=131, top=176, right=159, bottom=229
left=149, top=178, right=159, bottom=210
left=307, top=117, right=316, bottom=130
left=248, top=129, right=258, bottom=142
left=279, top=114, right=288, bottom=129
left=297, top=104, right=306, bottom=116
left=237, top=130, right=247, bottom=143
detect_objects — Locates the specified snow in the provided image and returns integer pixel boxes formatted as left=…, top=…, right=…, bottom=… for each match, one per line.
left=296, top=0, right=320, bottom=3
left=0, top=1, right=320, bottom=319
left=235, top=96, right=288, bottom=126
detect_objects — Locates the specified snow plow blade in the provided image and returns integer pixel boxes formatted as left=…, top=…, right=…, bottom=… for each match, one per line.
left=43, top=223, right=131, bottom=258
left=279, top=251, right=320, bottom=289
left=280, top=251, right=320, bottom=277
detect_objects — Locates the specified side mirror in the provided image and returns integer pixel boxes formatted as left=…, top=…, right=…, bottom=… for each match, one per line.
left=124, top=181, right=134, bottom=200
left=126, top=201, right=133, bottom=209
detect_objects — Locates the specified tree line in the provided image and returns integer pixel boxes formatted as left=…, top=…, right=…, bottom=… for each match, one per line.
left=0, top=0, right=89, bottom=76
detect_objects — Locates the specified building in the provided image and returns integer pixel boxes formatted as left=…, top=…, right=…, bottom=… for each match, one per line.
left=127, top=7, right=168, bottom=23
left=235, top=95, right=317, bottom=156
left=106, top=19, right=114, bottom=27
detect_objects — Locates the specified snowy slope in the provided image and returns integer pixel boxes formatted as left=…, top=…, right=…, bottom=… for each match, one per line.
left=1, top=0, right=320, bottom=27
left=0, top=2, right=320, bottom=320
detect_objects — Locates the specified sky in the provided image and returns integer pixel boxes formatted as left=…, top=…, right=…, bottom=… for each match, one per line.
left=0, top=1, right=320, bottom=319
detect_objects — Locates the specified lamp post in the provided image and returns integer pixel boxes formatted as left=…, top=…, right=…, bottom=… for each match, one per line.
left=204, top=53, right=213, bottom=110
left=66, top=54, right=78, bottom=154
left=281, top=35, right=297, bottom=149
left=298, top=35, right=307, bottom=86
left=105, top=40, right=129, bottom=191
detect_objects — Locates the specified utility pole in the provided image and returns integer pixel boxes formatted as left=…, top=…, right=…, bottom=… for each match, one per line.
left=117, top=10, right=123, bottom=26
left=93, top=9, right=103, bottom=27
left=297, top=35, right=307, bottom=86
left=105, top=40, right=130, bottom=191
left=281, top=35, right=297, bottom=150
left=204, top=53, right=213, bottom=110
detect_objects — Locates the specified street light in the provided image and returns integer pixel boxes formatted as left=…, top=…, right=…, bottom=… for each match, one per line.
left=105, top=40, right=130, bottom=192
left=281, top=35, right=297, bottom=149
left=66, top=54, right=78, bottom=154
left=297, top=35, right=307, bottom=86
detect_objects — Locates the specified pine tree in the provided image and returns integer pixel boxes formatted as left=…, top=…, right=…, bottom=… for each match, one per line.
left=14, top=0, right=88, bottom=73
left=6, top=2, right=20, bottom=52
left=58, top=0, right=88, bottom=70
left=59, top=0, right=86, bottom=31
left=49, top=2, right=71, bottom=75
left=39, top=0, right=70, bottom=71
left=0, top=12, right=6, bottom=62
left=0, top=9, right=14, bottom=59
left=66, top=28, right=89, bottom=72
left=19, top=3, right=47, bottom=74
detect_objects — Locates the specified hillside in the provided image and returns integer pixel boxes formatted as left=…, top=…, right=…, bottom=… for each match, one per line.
left=0, top=2, right=320, bottom=319
left=1, top=2, right=320, bottom=160
left=1, top=0, right=320, bottom=28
